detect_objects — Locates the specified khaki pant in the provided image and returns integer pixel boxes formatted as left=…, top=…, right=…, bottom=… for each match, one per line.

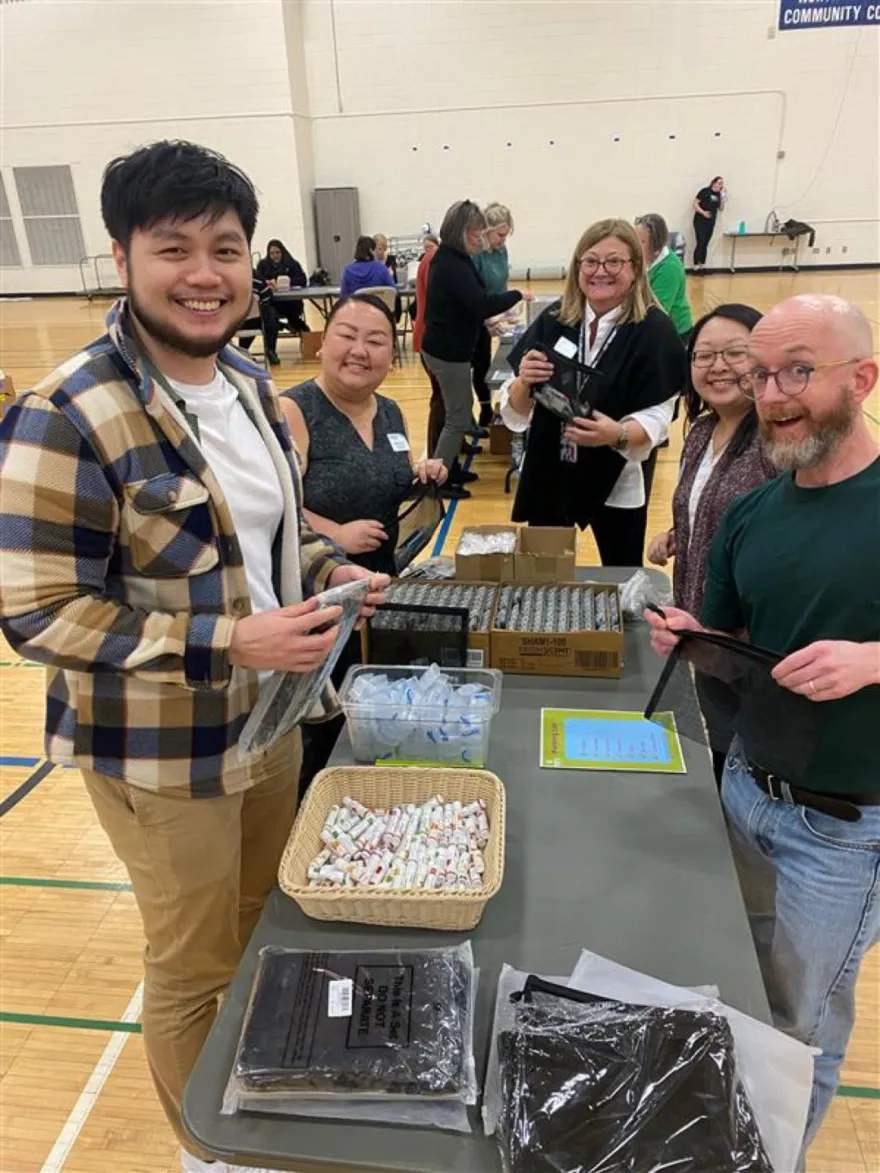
left=82, top=731, right=302, bottom=1160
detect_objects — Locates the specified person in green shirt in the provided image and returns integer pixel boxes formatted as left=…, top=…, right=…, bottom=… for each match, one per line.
left=472, top=202, right=515, bottom=427
left=646, top=294, right=880, bottom=1152
left=635, top=213, right=693, bottom=340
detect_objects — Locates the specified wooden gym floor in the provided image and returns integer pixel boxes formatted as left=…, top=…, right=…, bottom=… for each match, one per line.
left=1, top=271, right=878, bottom=1172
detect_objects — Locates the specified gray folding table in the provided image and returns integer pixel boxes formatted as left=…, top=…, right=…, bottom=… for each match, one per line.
left=183, top=567, right=769, bottom=1173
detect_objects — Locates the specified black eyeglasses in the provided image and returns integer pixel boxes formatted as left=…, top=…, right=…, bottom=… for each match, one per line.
left=691, top=346, right=750, bottom=369
left=578, top=256, right=632, bottom=276
left=737, top=358, right=860, bottom=400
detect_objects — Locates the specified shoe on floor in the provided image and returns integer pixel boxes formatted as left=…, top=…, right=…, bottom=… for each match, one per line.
left=439, top=483, right=471, bottom=500
left=453, top=469, right=479, bottom=484
left=266, top=350, right=280, bottom=366
left=461, top=442, right=483, bottom=456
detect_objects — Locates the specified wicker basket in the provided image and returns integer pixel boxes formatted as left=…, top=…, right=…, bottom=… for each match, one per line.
left=278, top=766, right=506, bottom=931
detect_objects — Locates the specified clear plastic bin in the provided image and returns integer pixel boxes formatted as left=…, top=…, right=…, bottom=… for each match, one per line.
left=338, top=664, right=503, bottom=767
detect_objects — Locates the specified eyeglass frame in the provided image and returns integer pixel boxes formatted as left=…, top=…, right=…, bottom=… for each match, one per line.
left=578, top=255, right=633, bottom=276
left=736, top=357, right=862, bottom=400
left=691, top=345, right=751, bottom=369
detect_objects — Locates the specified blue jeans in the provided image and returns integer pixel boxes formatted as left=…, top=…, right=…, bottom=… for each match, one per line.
left=721, top=745, right=880, bottom=1144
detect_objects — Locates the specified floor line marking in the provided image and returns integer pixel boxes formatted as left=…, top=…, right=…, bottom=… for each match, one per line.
left=0, top=760, right=55, bottom=816
left=0, top=754, right=41, bottom=767
left=0, top=1010, right=142, bottom=1033
left=39, top=981, right=144, bottom=1173
left=0, top=876, right=133, bottom=891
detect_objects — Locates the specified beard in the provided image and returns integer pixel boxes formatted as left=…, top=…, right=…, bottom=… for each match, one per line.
left=760, top=391, right=857, bottom=471
left=128, top=283, right=249, bottom=360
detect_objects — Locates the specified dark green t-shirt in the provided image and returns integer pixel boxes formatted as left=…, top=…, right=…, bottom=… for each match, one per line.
left=701, top=456, right=880, bottom=794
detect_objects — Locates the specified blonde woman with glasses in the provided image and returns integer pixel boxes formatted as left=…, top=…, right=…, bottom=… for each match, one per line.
left=500, top=218, right=687, bottom=565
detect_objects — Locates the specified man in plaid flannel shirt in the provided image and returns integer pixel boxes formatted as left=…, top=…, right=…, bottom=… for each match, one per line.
left=0, top=141, right=387, bottom=1173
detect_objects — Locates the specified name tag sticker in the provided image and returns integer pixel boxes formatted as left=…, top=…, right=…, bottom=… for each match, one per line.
left=553, top=336, right=578, bottom=360
left=388, top=432, right=410, bottom=453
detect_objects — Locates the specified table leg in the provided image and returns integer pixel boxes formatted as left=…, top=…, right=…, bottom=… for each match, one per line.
left=730, top=236, right=737, bottom=273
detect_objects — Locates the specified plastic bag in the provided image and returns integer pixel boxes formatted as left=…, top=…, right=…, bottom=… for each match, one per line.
left=494, top=976, right=774, bottom=1173
left=620, top=568, right=673, bottom=619
left=222, top=942, right=478, bottom=1132
left=237, top=578, right=369, bottom=757
left=569, top=949, right=815, bottom=1173
left=398, top=555, right=456, bottom=580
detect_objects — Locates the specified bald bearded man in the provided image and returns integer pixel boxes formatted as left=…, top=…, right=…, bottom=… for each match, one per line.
left=647, top=294, right=880, bottom=1144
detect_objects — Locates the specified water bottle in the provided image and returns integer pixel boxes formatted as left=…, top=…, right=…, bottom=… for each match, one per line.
left=738, top=220, right=746, bottom=235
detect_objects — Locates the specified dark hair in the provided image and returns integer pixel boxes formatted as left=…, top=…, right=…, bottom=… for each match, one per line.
left=438, top=200, right=486, bottom=251
left=325, top=293, right=398, bottom=343
left=685, top=303, right=762, bottom=457
left=354, top=235, right=376, bottom=262
left=710, top=175, right=724, bottom=186
left=101, top=140, right=258, bottom=249
left=634, top=213, right=668, bottom=255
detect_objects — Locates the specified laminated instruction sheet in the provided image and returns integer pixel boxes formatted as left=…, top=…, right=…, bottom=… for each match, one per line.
left=540, top=709, right=685, bottom=773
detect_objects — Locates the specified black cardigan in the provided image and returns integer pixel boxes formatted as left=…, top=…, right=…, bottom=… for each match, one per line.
left=508, top=302, right=687, bottom=529
left=422, top=244, right=522, bottom=362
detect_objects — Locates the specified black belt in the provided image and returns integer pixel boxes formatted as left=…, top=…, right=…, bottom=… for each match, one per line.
left=746, top=759, right=880, bottom=823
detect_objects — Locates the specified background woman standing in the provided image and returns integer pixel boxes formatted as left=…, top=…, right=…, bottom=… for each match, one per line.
left=692, top=175, right=726, bottom=270
left=422, top=200, right=523, bottom=499
left=472, top=202, right=515, bottom=427
left=635, top=213, right=693, bottom=340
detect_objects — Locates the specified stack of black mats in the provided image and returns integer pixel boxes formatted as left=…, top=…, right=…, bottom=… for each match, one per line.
left=497, top=977, right=774, bottom=1173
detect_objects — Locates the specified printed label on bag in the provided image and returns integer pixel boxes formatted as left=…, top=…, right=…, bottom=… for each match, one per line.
left=347, top=965, right=414, bottom=1048
left=328, top=979, right=354, bottom=1018
left=553, top=336, right=578, bottom=359
left=387, top=432, right=410, bottom=452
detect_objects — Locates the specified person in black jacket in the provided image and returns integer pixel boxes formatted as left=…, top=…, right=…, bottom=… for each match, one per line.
left=422, top=200, right=523, bottom=499
left=692, top=177, right=726, bottom=269
left=501, top=218, right=687, bottom=566
left=254, top=238, right=308, bottom=364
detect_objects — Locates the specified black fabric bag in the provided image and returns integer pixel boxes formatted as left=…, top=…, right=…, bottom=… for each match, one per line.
left=497, top=977, right=774, bottom=1173
left=235, top=945, right=473, bottom=1099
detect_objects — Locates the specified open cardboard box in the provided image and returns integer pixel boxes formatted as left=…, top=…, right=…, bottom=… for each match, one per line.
left=454, top=525, right=516, bottom=582
left=490, top=581, right=623, bottom=678
left=514, top=526, right=577, bottom=582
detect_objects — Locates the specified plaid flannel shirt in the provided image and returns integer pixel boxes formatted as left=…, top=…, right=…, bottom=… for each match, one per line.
left=0, top=300, right=347, bottom=796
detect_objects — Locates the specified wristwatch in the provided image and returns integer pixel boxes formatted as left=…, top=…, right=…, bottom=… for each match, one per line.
left=615, top=421, right=629, bottom=451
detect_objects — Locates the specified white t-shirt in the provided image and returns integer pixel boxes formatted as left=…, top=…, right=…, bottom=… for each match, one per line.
left=687, top=440, right=722, bottom=535
left=498, top=304, right=675, bottom=509
left=167, top=369, right=284, bottom=616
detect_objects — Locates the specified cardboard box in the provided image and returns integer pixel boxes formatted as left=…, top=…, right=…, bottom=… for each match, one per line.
left=301, top=330, right=323, bottom=360
left=489, top=422, right=512, bottom=456
left=455, top=525, right=516, bottom=582
left=515, top=527, right=577, bottom=583
left=490, top=582, right=623, bottom=678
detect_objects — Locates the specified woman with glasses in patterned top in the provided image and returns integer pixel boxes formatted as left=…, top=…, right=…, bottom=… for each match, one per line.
left=500, top=218, right=687, bottom=566
left=648, top=303, right=776, bottom=780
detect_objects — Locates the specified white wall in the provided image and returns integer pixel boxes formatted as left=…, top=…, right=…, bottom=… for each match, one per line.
left=1, top=0, right=878, bottom=296
left=302, top=0, right=880, bottom=270
left=0, top=0, right=312, bottom=294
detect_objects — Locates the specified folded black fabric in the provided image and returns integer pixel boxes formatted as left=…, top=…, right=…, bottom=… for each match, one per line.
left=235, top=946, right=472, bottom=1098
left=497, top=993, right=774, bottom=1173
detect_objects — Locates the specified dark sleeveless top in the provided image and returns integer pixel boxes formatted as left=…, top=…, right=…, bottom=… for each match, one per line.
left=282, top=379, right=415, bottom=575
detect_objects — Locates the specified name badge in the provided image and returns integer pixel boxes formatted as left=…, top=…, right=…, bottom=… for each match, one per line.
left=553, top=336, right=578, bottom=360
left=388, top=432, right=410, bottom=453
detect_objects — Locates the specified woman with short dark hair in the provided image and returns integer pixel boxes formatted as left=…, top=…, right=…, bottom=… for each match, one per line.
left=421, top=200, right=523, bottom=499
left=340, top=236, right=397, bottom=298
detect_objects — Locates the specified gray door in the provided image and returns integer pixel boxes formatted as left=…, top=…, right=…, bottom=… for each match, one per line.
left=314, top=187, right=360, bottom=284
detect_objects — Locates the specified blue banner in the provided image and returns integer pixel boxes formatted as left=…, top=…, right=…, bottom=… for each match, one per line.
left=779, top=1, right=880, bottom=28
